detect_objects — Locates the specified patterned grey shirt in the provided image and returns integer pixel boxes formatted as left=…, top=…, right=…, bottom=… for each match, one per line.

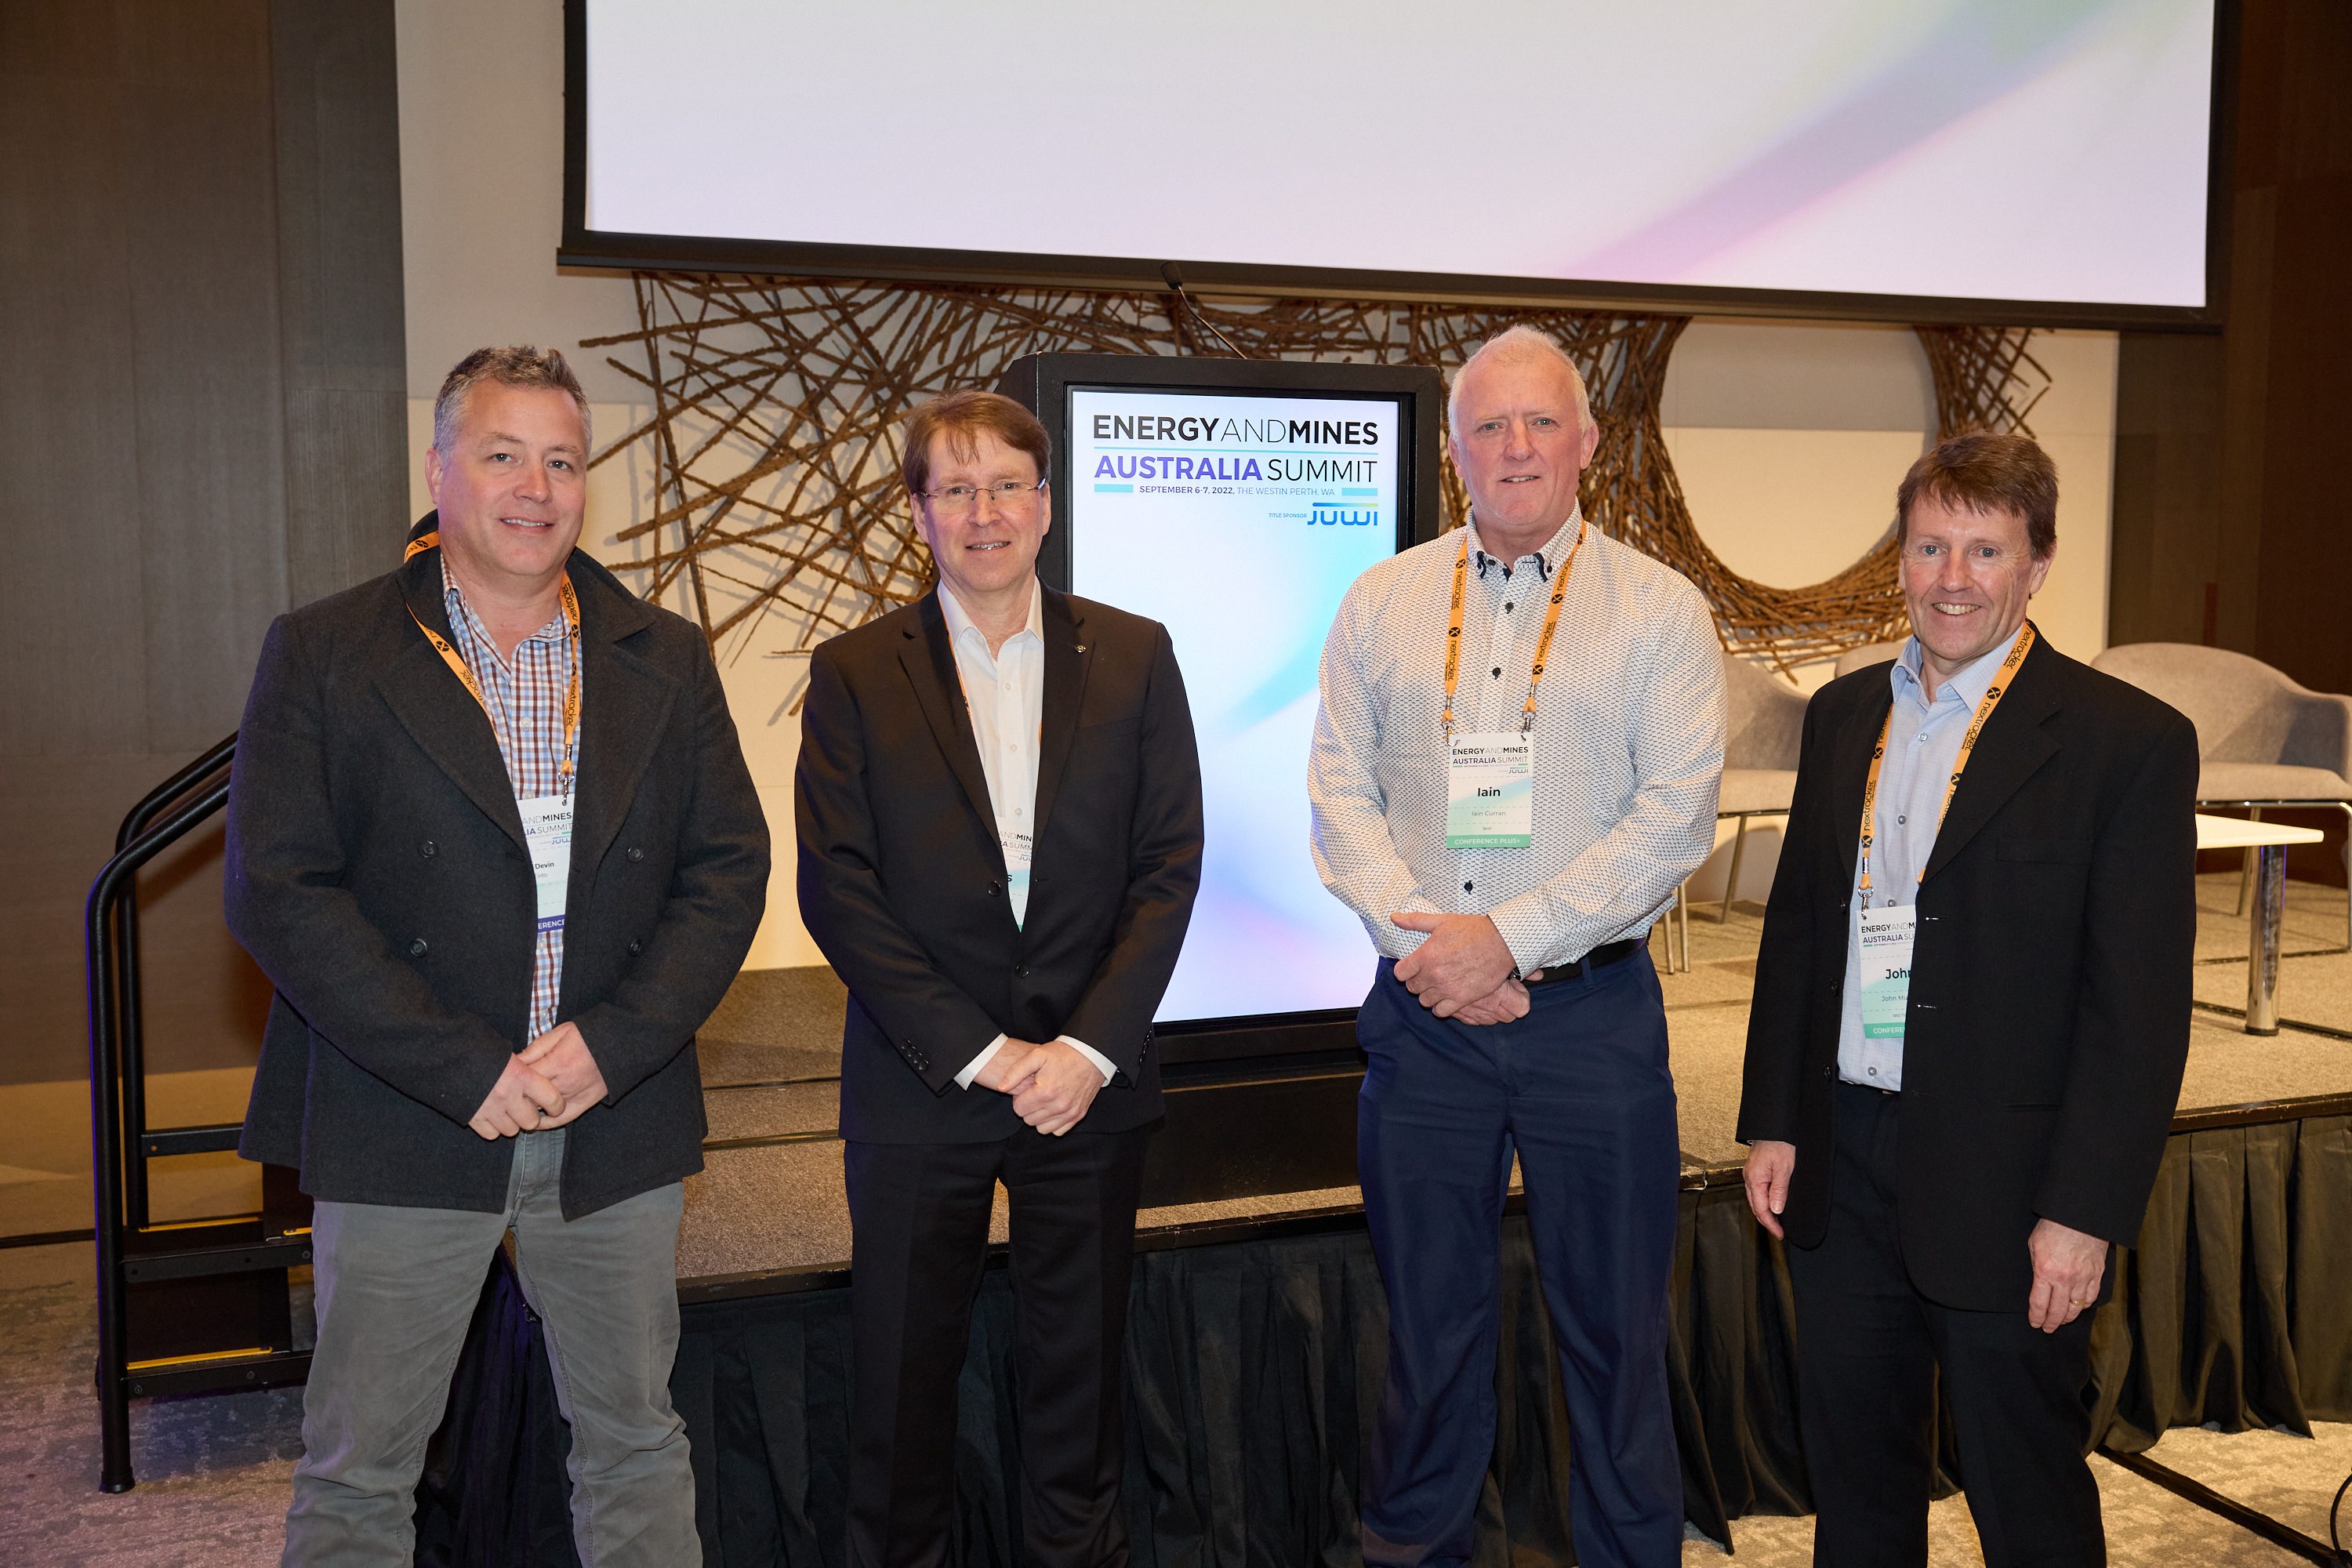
left=1309, top=510, right=1726, bottom=973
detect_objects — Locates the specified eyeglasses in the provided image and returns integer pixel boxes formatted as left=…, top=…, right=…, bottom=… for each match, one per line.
left=919, top=477, right=1047, bottom=517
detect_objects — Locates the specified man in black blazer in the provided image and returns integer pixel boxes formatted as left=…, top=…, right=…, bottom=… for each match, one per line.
left=796, top=390, right=1202, bottom=1568
left=228, top=347, right=768, bottom=1564
left=1738, top=432, right=2197, bottom=1566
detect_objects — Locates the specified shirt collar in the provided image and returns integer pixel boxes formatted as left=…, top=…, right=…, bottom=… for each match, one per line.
left=1465, top=506, right=1584, bottom=581
left=1893, top=622, right=2027, bottom=711
left=439, top=557, right=568, bottom=649
left=938, top=576, right=1044, bottom=650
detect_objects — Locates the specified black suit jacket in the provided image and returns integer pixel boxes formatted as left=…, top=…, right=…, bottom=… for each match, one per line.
left=228, top=528, right=769, bottom=1218
left=794, top=586, right=1203, bottom=1143
left=1737, top=630, right=2199, bottom=1311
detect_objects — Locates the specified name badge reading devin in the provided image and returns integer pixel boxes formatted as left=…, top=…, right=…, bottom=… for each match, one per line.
left=1446, top=732, right=1535, bottom=848
left=517, top=795, right=574, bottom=934
left=1857, top=904, right=1917, bottom=1042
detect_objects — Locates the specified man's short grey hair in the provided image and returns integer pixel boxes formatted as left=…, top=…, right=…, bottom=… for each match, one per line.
left=431, top=345, right=593, bottom=456
left=1447, top=325, right=1593, bottom=439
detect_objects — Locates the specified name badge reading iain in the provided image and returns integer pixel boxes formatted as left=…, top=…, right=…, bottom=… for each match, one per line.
left=517, top=794, right=574, bottom=934
left=1857, top=904, right=1917, bottom=1042
left=1446, top=732, right=1535, bottom=848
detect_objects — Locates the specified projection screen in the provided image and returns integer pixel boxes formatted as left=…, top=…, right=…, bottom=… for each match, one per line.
left=569, top=0, right=2220, bottom=322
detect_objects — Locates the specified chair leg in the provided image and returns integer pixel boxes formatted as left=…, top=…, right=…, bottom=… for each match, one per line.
left=1719, top=816, right=1750, bottom=924
left=2337, top=802, right=2351, bottom=953
left=2236, top=804, right=2263, bottom=916
left=1678, top=876, right=1691, bottom=970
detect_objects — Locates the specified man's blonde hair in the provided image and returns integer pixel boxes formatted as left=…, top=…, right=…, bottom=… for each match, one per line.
left=1447, top=325, right=1592, bottom=439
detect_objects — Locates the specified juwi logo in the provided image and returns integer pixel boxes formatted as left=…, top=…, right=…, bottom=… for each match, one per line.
left=1309, top=501, right=1378, bottom=527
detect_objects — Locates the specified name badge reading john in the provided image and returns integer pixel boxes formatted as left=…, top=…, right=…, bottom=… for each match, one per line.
left=518, top=795, right=574, bottom=934
left=1446, top=733, right=1535, bottom=848
left=1857, top=904, right=1917, bottom=1042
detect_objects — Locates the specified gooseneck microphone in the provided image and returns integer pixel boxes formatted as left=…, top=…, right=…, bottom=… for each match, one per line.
left=1159, top=261, right=1250, bottom=360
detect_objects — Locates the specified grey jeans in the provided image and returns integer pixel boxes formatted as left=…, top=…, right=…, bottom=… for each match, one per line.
left=282, top=1127, right=694, bottom=1566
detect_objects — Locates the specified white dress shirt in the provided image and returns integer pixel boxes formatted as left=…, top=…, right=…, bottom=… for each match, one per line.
left=938, top=580, right=1118, bottom=1091
left=1310, top=510, right=1726, bottom=972
left=1835, top=626, right=2025, bottom=1091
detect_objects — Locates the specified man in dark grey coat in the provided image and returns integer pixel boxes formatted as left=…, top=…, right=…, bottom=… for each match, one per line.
left=228, top=346, right=768, bottom=1565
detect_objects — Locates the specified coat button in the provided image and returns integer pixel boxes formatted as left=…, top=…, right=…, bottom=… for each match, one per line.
left=987, top=881, right=1002, bottom=898
left=408, top=938, right=428, bottom=957
left=626, top=846, right=644, bottom=863
left=1014, top=964, right=1030, bottom=978
left=627, top=939, right=642, bottom=956
left=420, top=840, right=437, bottom=858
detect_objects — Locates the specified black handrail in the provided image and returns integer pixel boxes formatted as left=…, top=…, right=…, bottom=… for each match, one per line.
left=87, top=766, right=234, bottom=1494
left=108, top=735, right=238, bottom=1232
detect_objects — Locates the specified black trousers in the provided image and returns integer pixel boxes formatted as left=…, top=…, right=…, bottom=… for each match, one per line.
left=844, top=1125, right=1150, bottom=1568
left=1787, top=1081, right=2103, bottom=1568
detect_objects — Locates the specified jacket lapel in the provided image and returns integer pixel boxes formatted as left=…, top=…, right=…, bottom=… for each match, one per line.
left=1921, top=629, right=2062, bottom=884
left=1031, top=587, right=1092, bottom=844
left=1826, top=675, right=1894, bottom=891
left=376, top=548, right=527, bottom=851
left=899, top=592, right=998, bottom=835
left=564, top=554, right=674, bottom=891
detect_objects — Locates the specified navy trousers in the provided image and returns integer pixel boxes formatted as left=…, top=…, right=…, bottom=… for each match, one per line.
left=1356, top=951, right=1683, bottom=1568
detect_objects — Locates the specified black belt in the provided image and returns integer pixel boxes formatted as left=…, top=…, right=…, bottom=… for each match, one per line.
left=1523, top=938, right=1639, bottom=986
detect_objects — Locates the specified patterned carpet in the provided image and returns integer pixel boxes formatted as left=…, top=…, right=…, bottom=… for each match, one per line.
left=4, top=874, right=2347, bottom=1563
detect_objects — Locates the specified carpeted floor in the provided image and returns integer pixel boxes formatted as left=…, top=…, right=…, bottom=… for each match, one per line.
left=5, top=872, right=2348, bottom=1563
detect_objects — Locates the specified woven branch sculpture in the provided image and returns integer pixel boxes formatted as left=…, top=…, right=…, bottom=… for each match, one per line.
left=583, top=274, right=2045, bottom=676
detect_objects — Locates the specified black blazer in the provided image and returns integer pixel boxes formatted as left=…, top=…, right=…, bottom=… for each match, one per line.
left=794, top=586, right=1203, bottom=1144
left=228, top=528, right=769, bottom=1218
left=1737, top=630, right=2199, bottom=1311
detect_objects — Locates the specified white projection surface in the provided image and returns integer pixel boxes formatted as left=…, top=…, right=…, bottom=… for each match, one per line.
left=583, top=0, right=2216, bottom=309
left=1066, top=388, right=1400, bottom=1023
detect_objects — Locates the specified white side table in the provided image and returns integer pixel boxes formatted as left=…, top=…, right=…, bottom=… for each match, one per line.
left=2195, top=813, right=2325, bottom=1033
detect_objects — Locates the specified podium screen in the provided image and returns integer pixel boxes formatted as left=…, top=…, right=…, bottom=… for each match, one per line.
left=1065, top=387, right=1403, bottom=1023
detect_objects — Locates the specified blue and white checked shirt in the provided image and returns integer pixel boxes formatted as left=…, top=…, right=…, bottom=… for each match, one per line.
left=1309, top=510, right=1726, bottom=974
left=440, top=561, right=579, bottom=1041
left=1835, top=626, right=2026, bottom=1090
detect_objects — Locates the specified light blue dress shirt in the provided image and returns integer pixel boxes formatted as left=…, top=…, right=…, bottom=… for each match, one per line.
left=1835, top=626, right=2027, bottom=1090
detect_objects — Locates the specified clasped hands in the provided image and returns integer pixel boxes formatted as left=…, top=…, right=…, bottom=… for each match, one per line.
left=972, top=1039, right=1102, bottom=1137
left=1742, top=1139, right=2108, bottom=1330
left=466, top=1021, right=608, bottom=1141
left=1390, top=911, right=1541, bottom=1025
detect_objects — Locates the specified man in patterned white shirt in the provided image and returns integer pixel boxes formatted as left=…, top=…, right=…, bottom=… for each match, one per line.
left=1310, top=325, right=1726, bottom=1567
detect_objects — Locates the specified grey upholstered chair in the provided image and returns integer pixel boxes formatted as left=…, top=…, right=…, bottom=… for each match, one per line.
left=1668, top=655, right=1809, bottom=965
left=2091, top=643, right=2352, bottom=947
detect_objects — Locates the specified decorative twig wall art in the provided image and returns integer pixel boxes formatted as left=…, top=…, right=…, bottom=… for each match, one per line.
left=583, top=274, right=2045, bottom=677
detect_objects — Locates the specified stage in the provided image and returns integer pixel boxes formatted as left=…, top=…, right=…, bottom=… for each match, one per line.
left=416, top=874, right=2352, bottom=1564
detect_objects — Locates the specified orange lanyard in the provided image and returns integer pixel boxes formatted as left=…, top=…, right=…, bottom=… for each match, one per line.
left=1856, top=622, right=2034, bottom=909
left=1440, top=516, right=1584, bottom=737
left=404, top=532, right=582, bottom=790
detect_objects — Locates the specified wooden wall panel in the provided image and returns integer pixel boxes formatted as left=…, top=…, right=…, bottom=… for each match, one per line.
left=119, top=0, right=292, bottom=751
left=0, top=0, right=405, bottom=1085
left=271, top=0, right=410, bottom=604
left=0, top=3, right=151, bottom=757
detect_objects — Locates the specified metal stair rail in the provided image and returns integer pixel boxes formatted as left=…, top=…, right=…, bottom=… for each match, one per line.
left=87, top=734, right=314, bottom=1493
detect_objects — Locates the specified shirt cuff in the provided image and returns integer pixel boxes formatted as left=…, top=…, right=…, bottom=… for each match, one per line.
left=954, top=1033, right=1010, bottom=1091
left=1486, top=898, right=1554, bottom=978
left=1058, top=1035, right=1118, bottom=1086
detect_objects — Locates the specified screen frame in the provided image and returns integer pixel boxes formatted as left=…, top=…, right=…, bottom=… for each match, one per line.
left=998, top=353, right=1445, bottom=1062
left=561, top=0, right=2234, bottom=332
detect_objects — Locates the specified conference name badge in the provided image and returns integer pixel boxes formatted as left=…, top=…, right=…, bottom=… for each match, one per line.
left=1445, top=732, right=1534, bottom=848
left=518, top=795, right=574, bottom=934
left=1857, top=904, right=1916, bottom=1042
left=1001, top=826, right=1034, bottom=930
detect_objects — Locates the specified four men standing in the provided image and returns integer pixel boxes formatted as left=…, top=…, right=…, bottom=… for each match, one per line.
left=234, top=338, right=2199, bottom=1565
